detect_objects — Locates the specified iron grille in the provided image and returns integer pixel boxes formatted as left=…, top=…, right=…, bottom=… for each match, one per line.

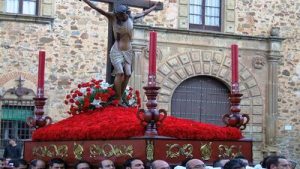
left=0, top=99, right=34, bottom=149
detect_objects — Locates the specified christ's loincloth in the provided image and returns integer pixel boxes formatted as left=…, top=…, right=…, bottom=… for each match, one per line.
left=110, top=42, right=134, bottom=76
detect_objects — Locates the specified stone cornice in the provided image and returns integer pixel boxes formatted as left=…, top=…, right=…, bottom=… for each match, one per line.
left=134, top=24, right=285, bottom=42
left=0, top=13, right=54, bottom=24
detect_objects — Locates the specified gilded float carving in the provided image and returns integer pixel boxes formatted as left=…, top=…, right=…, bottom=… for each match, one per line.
left=166, top=144, right=193, bottom=159
left=146, top=140, right=154, bottom=161
left=200, top=142, right=212, bottom=160
left=73, top=143, right=84, bottom=160
left=32, top=144, right=68, bottom=158
left=218, top=145, right=243, bottom=158
left=89, top=144, right=133, bottom=158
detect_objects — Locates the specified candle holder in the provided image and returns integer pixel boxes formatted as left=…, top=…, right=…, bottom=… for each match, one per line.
left=222, top=91, right=250, bottom=130
left=27, top=96, right=52, bottom=129
left=137, top=86, right=167, bottom=136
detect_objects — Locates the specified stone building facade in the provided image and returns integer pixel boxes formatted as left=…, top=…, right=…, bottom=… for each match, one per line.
left=0, top=0, right=299, bottom=165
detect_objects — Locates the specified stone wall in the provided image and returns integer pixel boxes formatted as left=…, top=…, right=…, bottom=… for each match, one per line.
left=0, top=1, right=112, bottom=120
left=235, top=0, right=300, bottom=164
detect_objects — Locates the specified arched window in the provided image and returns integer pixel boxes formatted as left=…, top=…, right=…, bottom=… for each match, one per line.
left=171, top=76, right=229, bottom=126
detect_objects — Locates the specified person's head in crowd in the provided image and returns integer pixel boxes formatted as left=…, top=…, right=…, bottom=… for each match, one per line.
left=234, top=156, right=249, bottom=166
left=74, top=160, right=91, bottom=169
left=8, top=159, right=27, bottom=169
left=261, top=156, right=272, bottom=168
left=8, top=159, right=18, bottom=169
left=265, top=156, right=290, bottom=169
left=49, top=158, right=66, bottom=169
left=30, top=159, right=46, bottom=169
left=0, top=158, right=5, bottom=169
left=223, top=159, right=246, bottom=169
left=288, top=160, right=296, bottom=169
left=99, top=160, right=115, bottom=169
left=124, top=158, right=144, bottom=169
left=213, top=159, right=230, bottom=168
left=8, top=138, right=17, bottom=147
left=151, top=160, right=170, bottom=169
left=186, top=159, right=205, bottom=169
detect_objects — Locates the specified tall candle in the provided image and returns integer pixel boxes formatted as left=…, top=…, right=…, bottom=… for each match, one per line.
left=231, top=44, right=239, bottom=84
left=149, top=31, right=157, bottom=75
left=37, top=51, right=45, bottom=97
left=148, top=31, right=157, bottom=86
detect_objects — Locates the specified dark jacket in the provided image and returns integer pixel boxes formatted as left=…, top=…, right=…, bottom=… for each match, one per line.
left=3, top=145, right=21, bottom=159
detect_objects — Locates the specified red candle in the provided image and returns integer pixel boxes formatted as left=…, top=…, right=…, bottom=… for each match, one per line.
left=231, top=44, right=239, bottom=84
left=149, top=31, right=157, bottom=75
left=37, top=51, right=45, bottom=97
left=148, top=31, right=157, bottom=86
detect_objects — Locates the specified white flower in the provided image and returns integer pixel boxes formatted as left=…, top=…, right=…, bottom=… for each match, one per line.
left=80, top=88, right=87, bottom=94
left=128, top=98, right=135, bottom=105
left=91, top=99, right=102, bottom=108
left=100, top=82, right=112, bottom=90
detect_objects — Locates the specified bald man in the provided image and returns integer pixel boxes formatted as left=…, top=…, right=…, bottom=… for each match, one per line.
left=99, top=160, right=115, bottom=169
left=186, top=159, right=206, bottom=169
left=151, top=160, right=170, bottom=169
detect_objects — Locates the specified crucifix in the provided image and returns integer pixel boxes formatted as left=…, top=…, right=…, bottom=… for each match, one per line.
left=89, top=0, right=163, bottom=83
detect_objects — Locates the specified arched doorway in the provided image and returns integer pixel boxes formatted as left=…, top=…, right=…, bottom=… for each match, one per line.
left=171, top=76, right=230, bottom=126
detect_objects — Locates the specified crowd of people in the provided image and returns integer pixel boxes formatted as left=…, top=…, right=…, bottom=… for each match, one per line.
left=0, top=138, right=297, bottom=169
left=0, top=153, right=297, bottom=169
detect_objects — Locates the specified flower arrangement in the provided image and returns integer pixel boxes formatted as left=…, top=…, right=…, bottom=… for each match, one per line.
left=64, top=79, right=141, bottom=115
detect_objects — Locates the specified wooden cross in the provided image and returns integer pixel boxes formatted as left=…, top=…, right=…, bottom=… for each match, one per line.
left=91, top=0, right=163, bottom=83
left=93, top=0, right=163, bottom=9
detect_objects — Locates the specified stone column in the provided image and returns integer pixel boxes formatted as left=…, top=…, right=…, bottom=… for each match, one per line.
left=264, top=27, right=283, bottom=155
left=130, top=44, right=147, bottom=94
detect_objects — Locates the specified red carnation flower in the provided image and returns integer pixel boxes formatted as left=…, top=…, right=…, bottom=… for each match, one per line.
left=64, top=100, right=68, bottom=105
left=66, top=95, right=71, bottom=99
left=78, top=84, right=82, bottom=88
left=72, top=93, right=77, bottom=98
left=95, top=93, right=101, bottom=100
left=112, top=99, right=119, bottom=105
left=69, top=99, right=75, bottom=103
left=86, top=92, right=91, bottom=97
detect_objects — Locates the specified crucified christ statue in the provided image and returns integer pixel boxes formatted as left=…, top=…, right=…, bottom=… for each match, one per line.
left=81, top=0, right=161, bottom=106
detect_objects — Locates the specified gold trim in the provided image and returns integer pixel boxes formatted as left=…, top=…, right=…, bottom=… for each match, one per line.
left=218, top=145, right=243, bottom=158
left=74, top=142, right=84, bottom=160
left=200, top=142, right=212, bottom=160
left=146, top=140, right=154, bottom=161
left=32, top=145, right=68, bottom=158
left=166, top=144, right=193, bottom=159
left=89, top=144, right=133, bottom=158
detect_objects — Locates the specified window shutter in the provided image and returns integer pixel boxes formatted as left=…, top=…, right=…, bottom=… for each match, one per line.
left=40, top=0, right=54, bottom=16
